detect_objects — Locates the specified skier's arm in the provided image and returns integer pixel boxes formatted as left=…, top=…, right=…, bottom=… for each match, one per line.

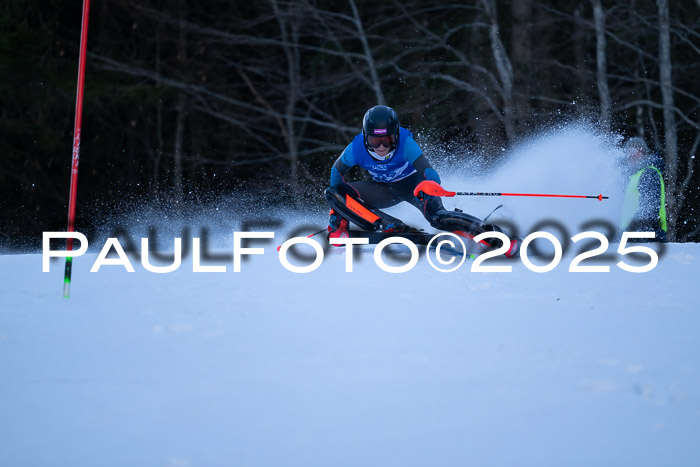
left=330, top=146, right=356, bottom=186
left=402, top=137, right=442, bottom=184
left=412, top=155, right=441, bottom=184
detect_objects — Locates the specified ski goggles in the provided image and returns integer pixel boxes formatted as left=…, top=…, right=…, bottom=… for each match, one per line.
left=367, top=133, right=397, bottom=149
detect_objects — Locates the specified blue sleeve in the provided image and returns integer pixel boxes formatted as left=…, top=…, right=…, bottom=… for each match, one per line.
left=340, top=144, right=356, bottom=166
left=402, top=137, right=423, bottom=164
left=330, top=167, right=345, bottom=186
left=330, top=145, right=356, bottom=186
left=424, top=168, right=441, bottom=184
left=411, top=154, right=441, bottom=184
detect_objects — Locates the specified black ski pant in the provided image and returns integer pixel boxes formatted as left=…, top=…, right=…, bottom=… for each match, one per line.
left=324, top=172, right=487, bottom=235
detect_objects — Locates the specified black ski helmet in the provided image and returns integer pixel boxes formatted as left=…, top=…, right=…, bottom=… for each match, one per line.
left=362, top=105, right=400, bottom=153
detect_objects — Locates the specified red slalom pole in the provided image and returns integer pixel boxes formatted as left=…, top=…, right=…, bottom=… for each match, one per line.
left=63, top=0, right=91, bottom=298
left=276, top=228, right=327, bottom=251
left=414, top=181, right=609, bottom=202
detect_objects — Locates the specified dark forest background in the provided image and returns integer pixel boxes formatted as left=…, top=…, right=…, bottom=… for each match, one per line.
left=1, top=0, right=699, bottom=250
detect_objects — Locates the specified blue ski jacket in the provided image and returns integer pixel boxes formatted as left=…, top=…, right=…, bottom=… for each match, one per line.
left=330, top=128, right=439, bottom=186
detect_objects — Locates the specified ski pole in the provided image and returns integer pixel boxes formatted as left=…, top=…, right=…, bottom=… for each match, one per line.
left=276, top=228, right=327, bottom=251
left=63, top=0, right=91, bottom=298
left=414, top=180, right=609, bottom=201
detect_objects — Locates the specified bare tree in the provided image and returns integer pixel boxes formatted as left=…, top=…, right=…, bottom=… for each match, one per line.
left=348, top=0, right=385, bottom=105
left=591, top=0, right=612, bottom=132
left=511, top=0, right=533, bottom=125
left=271, top=0, right=302, bottom=187
left=42, top=0, right=700, bottom=242
left=481, top=0, right=516, bottom=141
left=173, top=0, right=187, bottom=204
left=657, top=0, right=679, bottom=240
left=386, top=2, right=517, bottom=146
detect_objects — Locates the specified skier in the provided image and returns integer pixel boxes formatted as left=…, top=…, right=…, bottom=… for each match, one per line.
left=619, top=136, right=667, bottom=242
left=324, top=105, right=521, bottom=257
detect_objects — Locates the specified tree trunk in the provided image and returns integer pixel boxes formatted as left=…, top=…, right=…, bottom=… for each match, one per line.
left=572, top=6, right=588, bottom=113
left=511, top=0, right=532, bottom=126
left=271, top=0, right=300, bottom=190
left=481, top=0, right=515, bottom=142
left=592, top=0, right=612, bottom=132
left=174, top=93, right=185, bottom=204
left=153, top=24, right=163, bottom=195
left=657, top=0, right=678, bottom=241
left=636, top=104, right=645, bottom=139
left=173, top=0, right=187, bottom=204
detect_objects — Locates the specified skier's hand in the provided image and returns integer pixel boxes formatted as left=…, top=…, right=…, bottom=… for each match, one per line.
left=414, top=180, right=454, bottom=199
left=415, top=188, right=431, bottom=201
left=416, top=168, right=441, bottom=201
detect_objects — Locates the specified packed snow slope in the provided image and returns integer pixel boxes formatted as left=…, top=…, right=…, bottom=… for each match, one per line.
left=2, top=125, right=700, bottom=467
left=2, top=244, right=700, bottom=467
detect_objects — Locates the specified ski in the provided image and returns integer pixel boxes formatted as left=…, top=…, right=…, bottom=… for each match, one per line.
left=344, top=229, right=436, bottom=245
left=340, top=229, right=475, bottom=258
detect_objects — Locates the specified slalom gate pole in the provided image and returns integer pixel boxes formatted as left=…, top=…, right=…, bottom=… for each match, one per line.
left=413, top=180, right=609, bottom=202
left=63, top=0, right=91, bottom=298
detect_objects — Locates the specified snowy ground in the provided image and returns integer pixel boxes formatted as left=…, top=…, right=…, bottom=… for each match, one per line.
left=2, top=240, right=700, bottom=467
left=2, top=125, right=700, bottom=466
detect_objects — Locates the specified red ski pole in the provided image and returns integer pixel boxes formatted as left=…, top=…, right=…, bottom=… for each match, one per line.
left=414, top=180, right=609, bottom=201
left=63, top=0, right=91, bottom=298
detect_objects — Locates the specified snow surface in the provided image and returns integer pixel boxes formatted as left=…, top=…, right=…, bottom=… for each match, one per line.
left=2, top=125, right=700, bottom=466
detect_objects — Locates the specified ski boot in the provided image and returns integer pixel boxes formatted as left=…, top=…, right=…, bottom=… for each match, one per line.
left=481, top=224, right=521, bottom=258
left=505, top=236, right=522, bottom=258
left=481, top=224, right=523, bottom=258
left=450, top=221, right=521, bottom=259
left=328, top=209, right=349, bottom=246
